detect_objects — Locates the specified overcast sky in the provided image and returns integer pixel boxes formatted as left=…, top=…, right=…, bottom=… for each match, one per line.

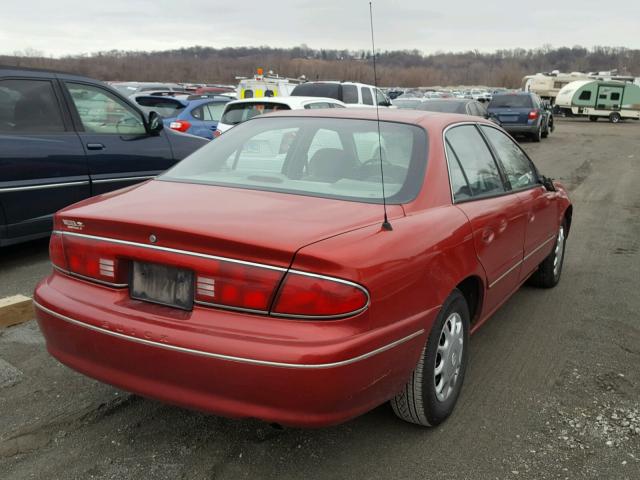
left=1, top=0, right=639, bottom=57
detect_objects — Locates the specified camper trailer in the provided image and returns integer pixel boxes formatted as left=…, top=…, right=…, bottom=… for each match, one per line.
left=555, top=80, right=640, bottom=123
left=521, top=72, right=590, bottom=103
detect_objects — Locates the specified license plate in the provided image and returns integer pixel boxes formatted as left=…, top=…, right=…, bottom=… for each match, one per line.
left=130, top=262, right=194, bottom=310
left=499, top=115, right=518, bottom=123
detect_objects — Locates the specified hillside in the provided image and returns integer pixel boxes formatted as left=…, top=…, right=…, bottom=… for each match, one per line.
left=2, top=45, right=639, bottom=87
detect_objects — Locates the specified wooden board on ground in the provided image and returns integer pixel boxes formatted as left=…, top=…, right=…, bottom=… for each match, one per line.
left=0, top=295, right=33, bottom=328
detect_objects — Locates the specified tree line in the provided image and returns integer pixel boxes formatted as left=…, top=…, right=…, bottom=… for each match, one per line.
left=2, top=45, right=638, bottom=88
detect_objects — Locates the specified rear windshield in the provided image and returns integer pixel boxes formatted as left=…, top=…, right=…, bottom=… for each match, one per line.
left=291, top=83, right=341, bottom=100
left=134, top=97, right=185, bottom=117
left=393, top=99, right=423, bottom=109
left=489, top=95, right=533, bottom=108
left=418, top=100, right=466, bottom=114
left=161, top=117, right=428, bottom=204
left=221, top=102, right=291, bottom=126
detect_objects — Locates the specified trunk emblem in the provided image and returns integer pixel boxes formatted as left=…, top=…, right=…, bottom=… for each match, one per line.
left=149, top=234, right=158, bottom=244
left=62, top=219, right=84, bottom=231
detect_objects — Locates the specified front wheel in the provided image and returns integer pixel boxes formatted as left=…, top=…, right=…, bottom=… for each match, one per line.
left=528, top=220, right=567, bottom=288
left=609, top=112, right=621, bottom=123
left=391, top=289, right=470, bottom=426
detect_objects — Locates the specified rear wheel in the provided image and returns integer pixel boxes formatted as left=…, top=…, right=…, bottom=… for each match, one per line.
left=589, top=116, right=598, bottom=122
left=609, top=112, right=621, bottom=124
left=528, top=220, right=567, bottom=288
left=391, top=289, right=470, bottom=426
left=541, top=121, right=549, bottom=138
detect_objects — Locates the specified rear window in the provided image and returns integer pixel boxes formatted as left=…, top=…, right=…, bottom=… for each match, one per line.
left=488, top=95, right=533, bottom=108
left=220, top=102, right=291, bottom=126
left=161, top=117, right=428, bottom=204
left=418, top=100, right=466, bottom=114
left=291, top=83, right=341, bottom=100
left=134, top=97, right=185, bottom=118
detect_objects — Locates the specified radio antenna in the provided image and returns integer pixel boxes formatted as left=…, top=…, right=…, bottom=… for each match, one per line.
left=369, top=1, right=392, bottom=231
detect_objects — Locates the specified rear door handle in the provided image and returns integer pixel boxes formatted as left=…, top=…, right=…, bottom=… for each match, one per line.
left=87, top=143, right=105, bottom=150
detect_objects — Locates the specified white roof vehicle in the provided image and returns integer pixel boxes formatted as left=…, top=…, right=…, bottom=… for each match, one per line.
left=215, top=96, right=346, bottom=135
left=290, top=81, right=392, bottom=108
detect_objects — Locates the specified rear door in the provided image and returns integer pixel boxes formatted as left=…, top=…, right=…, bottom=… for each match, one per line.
left=191, top=101, right=227, bottom=139
left=445, top=124, right=527, bottom=313
left=62, top=81, right=173, bottom=195
left=0, top=75, right=89, bottom=243
left=480, top=125, right=559, bottom=278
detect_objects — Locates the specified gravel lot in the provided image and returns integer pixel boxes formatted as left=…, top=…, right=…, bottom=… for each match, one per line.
left=1, top=117, right=639, bottom=479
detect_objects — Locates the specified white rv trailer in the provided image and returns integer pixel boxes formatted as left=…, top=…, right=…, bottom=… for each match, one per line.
left=555, top=80, right=640, bottom=123
left=521, top=72, right=590, bottom=103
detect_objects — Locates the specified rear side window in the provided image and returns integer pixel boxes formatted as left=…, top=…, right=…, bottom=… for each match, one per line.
left=481, top=126, right=537, bottom=190
left=342, top=85, right=359, bottom=104
left=202, top=102, right=226, bottom=121
left=489, top=95, right=533, bottom=108
left=361, top=88, right=374, bottom=105
left=445, top=125, right=505, bottom=199
left=0, top=79, right=65, bottom=133
left=221, top=102, right=291, bottom=125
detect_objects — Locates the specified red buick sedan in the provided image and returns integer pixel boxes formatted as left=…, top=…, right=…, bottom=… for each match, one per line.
left=34, top=109, right=572, bottom=427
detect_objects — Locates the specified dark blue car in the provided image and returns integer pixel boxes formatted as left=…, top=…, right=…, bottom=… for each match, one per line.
left=0, top=67, right=208, bottom=246
left=486, top=92, right=553, bottom=142
left=133, top=94, right=231, bottom=140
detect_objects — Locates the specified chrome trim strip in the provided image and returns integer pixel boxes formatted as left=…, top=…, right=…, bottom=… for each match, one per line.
left=33, top=300, right=424, bottom=369
left=55, top=231, right=288, bottom=272
left=488, top=235, right=557, bottom=289
left=523, top=234, right=556, bottom=262
left=92, top=176, right=155, bottom=185
left=53, top=265, right=128, bottom=288
left=194, top=300, right=268, bottom=316
left=488, top=259, right=523, bottom=289
left=0, top=180, right=89, bottom=193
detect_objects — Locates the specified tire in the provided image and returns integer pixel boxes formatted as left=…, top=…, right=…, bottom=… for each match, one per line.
left=391, top=289, right=470, bottom=427
left=609, top=112, right=621, bottom=124
left=589, top=116, right=598, bottom=122
left=531, top=125, right=541, bottom=142
left=541, top=122, right=549, bottom=138
left=528, top=220, right=567, bottom=288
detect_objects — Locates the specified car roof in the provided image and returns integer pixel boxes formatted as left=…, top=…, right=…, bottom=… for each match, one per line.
left=225, top=96, right=346, bottom=108
left=296, top=81, right=378, bottom=88
left=251, top=107, right=490, bottom=131
left=0, top=65, right=102, bottom=83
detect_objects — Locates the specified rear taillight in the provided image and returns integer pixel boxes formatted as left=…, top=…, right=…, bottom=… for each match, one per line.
left=57, top=233, right=128, bottom=285
left=49, top=232, right=66, bottom=270
left=194, top=261, right=282, bottom=312
left=212, top=129, right=222, bottom=138
left=271, top=273, right=369, bottom=318
left=528, top=110, right=539, bottom=120
left=169, top=120, right=191, bottom=132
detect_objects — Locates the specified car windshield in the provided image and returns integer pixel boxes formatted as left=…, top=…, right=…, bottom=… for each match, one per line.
left=418, top=100, right=465, bottom=113
left=161, top=117, right=428, bottom=204
left=134, top=97, right=185, bottom=117
left=221, top=102, right=291, bottom=125
left=489, top=95, right=533, bottom=108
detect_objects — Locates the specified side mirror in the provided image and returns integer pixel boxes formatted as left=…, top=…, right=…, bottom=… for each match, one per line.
left=147, top=111, right=164, bottom=135
left=540, top=175, right=556, bottom=192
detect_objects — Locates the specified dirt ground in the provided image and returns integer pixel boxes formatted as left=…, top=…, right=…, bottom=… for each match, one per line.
left=1, top=117, right=639, bottom=480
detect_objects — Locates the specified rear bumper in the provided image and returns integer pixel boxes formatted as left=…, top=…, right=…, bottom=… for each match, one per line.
left=501, top=124, right=539, bottom=134
left=34, top=272, right=430, bottom=427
